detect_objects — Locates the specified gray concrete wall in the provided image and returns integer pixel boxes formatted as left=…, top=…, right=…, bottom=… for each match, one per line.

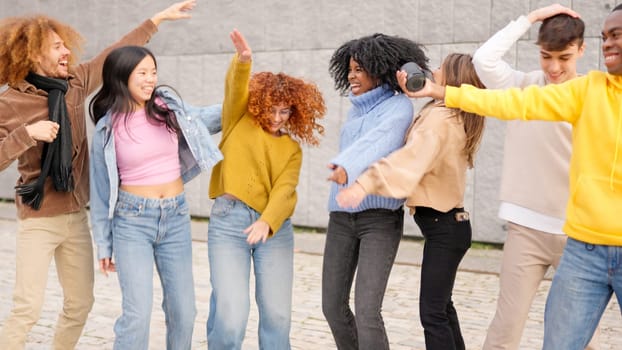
left=1, top=0, right=617, bottom=242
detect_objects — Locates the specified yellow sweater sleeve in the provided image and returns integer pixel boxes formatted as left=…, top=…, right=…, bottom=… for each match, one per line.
left=445, top=79, right=586, bottom=124
left=214, top=54, right=304, bottom=235
left=259, top=146, right=302, bottom=234
left=222, top=54, right=252, bottom=139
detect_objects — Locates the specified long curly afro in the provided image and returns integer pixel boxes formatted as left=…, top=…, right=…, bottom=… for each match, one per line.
left=329, top=33, right=428, bottom=96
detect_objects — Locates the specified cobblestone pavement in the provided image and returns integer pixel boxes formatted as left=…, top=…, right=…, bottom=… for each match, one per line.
left=0, top=218, right=620, bottom=350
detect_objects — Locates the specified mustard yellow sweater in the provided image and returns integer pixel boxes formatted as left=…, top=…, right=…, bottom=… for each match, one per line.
left=446, top=71, right=622, bottom=246
left=209, top=55, right=302, bottom=233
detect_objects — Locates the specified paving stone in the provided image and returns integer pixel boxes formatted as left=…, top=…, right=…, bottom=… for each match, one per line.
left=0, top=212, right=619, bottom=349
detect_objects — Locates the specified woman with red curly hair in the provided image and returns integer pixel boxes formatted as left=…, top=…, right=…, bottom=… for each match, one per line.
left=206, top=29, right=325, bottom=349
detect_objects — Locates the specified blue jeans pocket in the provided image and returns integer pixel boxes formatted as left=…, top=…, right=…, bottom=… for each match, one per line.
left=114, top=200, right=142, bottom=217
left=211, top=196, right=236, bottom=217
left=176, top=201, right=190, bottom=216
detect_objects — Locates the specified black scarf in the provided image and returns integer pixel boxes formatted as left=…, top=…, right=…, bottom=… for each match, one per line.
left=15, top=72, right=74, bottom=210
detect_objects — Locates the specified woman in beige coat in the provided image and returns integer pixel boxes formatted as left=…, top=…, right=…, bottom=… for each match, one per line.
left=337, top=53, right=486, bottom=350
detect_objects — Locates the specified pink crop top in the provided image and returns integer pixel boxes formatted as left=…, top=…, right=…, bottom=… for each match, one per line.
left=113, top=106, right=180, bottom=186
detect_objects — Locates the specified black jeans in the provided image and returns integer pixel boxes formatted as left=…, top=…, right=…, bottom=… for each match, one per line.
left=414, top=206, right=472, bottom=350
left=322, top=208, right=404, bottom=350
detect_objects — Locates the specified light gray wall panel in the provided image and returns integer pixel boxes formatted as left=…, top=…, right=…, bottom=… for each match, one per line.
left=1, top=0, right=616, bottom=242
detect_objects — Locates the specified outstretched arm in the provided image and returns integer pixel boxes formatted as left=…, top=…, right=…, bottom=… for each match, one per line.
left=80, top=0, right=198, bottom=95
left=221, top=29, right=253, bottom=137
left=337, top=109, right=446, bottom=209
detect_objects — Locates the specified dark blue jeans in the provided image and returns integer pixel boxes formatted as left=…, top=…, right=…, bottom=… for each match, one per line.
left=322, top=208, right=404, bottom=350
left=414, top=206, right=471, bottom=350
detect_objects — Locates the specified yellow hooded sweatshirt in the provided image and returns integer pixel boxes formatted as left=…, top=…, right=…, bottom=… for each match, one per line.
left=445, top=70, right=622, bottom=246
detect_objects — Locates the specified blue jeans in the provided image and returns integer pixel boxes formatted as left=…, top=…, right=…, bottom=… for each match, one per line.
left=112, top=190, right=196, bottom=350
left=543, top=237, right=622, bottom=350
left=322, top=208, right=404, bottom=350
left=414, top=207, right=471, bottom=350
left=207, top=196, right=294, bottom=350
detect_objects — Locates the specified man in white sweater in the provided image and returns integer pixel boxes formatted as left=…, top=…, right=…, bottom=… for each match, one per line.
left=472, top=4, right=598, bottom=350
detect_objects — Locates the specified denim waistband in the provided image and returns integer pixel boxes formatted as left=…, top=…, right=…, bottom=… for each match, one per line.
left=331, top=207, right=404, bottom=219
left=220, top=193, right=239, bottom=201
left=117, top=189, right=186, bottom=209
left=415, top=206, right=464, bottom=217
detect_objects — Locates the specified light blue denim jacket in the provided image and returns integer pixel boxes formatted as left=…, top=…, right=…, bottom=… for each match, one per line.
left=89, top=87, right=223, bottom=259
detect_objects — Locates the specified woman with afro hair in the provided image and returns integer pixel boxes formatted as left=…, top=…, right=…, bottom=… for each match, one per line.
left=338, top=53, right=487, bottom=350
left=206, top=29, right=325, bottom=350
left=322, top=33, right=429, bottom=349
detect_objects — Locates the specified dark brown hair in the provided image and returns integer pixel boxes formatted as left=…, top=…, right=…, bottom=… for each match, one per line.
left=537, top=14, right=585, bottom=51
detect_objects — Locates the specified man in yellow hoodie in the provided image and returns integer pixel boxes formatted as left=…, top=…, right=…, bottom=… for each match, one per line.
left=397, top=4, right=622, bottom=350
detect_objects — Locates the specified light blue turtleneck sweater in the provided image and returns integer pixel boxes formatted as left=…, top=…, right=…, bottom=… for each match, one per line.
left=328, top=84, right=414, bottom=213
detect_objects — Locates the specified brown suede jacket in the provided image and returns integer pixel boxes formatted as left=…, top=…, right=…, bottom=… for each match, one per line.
left=0, top=20, right=157, bottom=219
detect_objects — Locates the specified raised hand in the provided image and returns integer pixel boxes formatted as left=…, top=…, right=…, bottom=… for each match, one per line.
left=230, top=29, right=252, bottom=62
left=527, top=3, right=580, bottom=24
left=150, top=0, right=197, bottom=26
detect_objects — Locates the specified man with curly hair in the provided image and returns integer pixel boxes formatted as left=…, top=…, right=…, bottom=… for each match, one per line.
left=0, top=1, right=197, bottom=349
